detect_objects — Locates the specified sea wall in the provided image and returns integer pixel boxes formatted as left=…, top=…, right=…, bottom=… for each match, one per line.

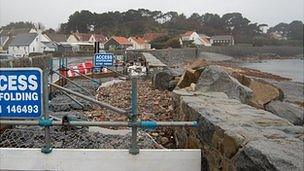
left=146, top=46, right=303, bottom=66
left=199, top=46, right=303, bottom=58
left=173, top=89, right=304, bottom=171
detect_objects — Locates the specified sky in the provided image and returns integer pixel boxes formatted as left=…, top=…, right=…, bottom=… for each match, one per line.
left=0, top=0, right=303, bottom=30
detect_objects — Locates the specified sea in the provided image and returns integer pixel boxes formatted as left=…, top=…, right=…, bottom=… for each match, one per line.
left=242, top=58, right=304, bottom=83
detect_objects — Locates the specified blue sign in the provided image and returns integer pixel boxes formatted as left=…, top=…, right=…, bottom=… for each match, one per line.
left=0, top=68, right=43, bottom=119
left=94, top=53, right=114, bottom=67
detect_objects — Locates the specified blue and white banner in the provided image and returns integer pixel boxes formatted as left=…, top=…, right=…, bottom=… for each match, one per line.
left=94, top=53, right=114, bottom=67
left=0, top=68, right=43, bottom=119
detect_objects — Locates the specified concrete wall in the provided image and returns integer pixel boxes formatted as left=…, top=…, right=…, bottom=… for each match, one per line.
left=0, top=148, right=201, bottom=171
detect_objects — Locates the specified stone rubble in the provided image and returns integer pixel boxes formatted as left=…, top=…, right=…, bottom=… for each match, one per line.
left=1, top=78, right=161, bottom=149
left=93, top=80, right=177, bottom=148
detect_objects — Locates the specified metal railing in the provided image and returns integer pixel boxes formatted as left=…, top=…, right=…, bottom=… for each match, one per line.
left=0, top=55, right=198, bottom=155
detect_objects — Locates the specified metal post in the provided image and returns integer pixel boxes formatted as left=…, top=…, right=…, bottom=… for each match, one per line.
left=59, top=58, right=62, bottom=86
left=129, top=77, right=139, bottom=155
left=41, top=69, right=52, bottom=154
left=49, top=58, right=54, bottom=100
left=63, top=58, right=68, bottom=85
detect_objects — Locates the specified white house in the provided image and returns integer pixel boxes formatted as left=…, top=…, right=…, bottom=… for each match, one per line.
left=0, top=28, right=32, bottom=53
left=128, top=37, right=151, bottom=50
left=67, top=32, right=92, bottom=43
left=89, top=34, right=108, bottom=49
left=8, top=33, right=55, bottom=57
left=181, top=31, right=211, bottom=47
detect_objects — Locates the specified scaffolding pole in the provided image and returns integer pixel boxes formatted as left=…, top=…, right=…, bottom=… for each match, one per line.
left=129, top=77, right=139, bottom=155
left=42, top=69, right=52, bottom=154
left=0, top=120, right=197, bottom=128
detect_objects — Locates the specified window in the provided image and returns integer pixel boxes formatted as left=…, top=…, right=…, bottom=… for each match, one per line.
left=36, top=38, right=38, bottom=41
left=33, top=47, right=35, bottom=52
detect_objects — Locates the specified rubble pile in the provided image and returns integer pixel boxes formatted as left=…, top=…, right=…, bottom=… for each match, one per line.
left=91, top=80, right=177, bottom=148
left=1, top=78, right=161, bottom=149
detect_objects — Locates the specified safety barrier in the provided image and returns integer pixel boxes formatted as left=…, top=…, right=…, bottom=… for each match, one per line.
left=0, top=54, right=198, bottom=156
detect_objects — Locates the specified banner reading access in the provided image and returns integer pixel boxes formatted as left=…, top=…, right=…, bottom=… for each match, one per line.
left=0, top=68, right=43, bottom=119
left=94, top=53, right=114, bottom=67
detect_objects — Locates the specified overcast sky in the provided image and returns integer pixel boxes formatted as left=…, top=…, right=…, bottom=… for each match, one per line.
left=0, top=0, right=303, bottom=29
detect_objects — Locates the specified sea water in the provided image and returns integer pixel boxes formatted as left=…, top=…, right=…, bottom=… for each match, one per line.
left=242, top=59, right=304, bottom=83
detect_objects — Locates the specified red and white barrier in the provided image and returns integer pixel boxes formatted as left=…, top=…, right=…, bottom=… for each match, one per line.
left=67, top=60, right=93, bottom=77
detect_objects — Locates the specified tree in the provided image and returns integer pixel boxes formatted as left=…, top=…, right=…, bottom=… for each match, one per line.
left=0, top=21, right=34, bottom=30
left=58, top=9, right=298, bottom=45
left=165, top=37, right=182, bottom=48
left=43, top=28, right=55, bottom=34
left=268, top=21, right=303, bottom=40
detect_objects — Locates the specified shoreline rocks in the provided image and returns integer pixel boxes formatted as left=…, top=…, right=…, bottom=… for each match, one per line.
left=265, top=100, right=304, bottom=125
left=173, top=89, right=303, bottom=171
left=195, top=65, right=253, bottom=104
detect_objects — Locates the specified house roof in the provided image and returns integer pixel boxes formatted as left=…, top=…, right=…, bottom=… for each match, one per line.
left=9, top=33, right=38, bottom=46
left=143, top=33, right=165, bottom=42
left=211, top=35, right=234, bottom=41
left=201, top=37, right=210, bottom=44
left=94, top=34, right=107, bottom=42
left=74, top=33, right=91, bottom=42
left=112, top=36, right=132, bottom=45
left=129, top=37, right=146, bottom=44
left=0, top=35, right=9, bottom=46
left=199, top=34, right=210, bottom=39
left=182, top=31, right=195, bottom=37
left=45, top=33, right=67, bottom=42
left=59, top=44, right=72, bottom=48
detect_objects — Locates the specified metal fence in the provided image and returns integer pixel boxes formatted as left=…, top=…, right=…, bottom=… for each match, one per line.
left=0, top=54, right=197, bottom=155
